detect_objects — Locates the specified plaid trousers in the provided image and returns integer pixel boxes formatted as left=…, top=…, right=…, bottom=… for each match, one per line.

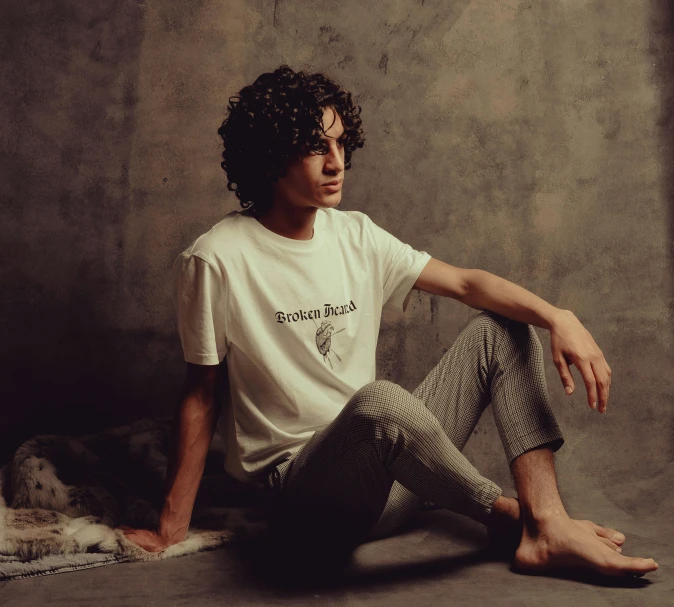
left=261, top=310, right=564, bottom=565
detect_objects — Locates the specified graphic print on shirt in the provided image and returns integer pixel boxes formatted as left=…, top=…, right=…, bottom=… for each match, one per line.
left=275, top=299, right=357, bottom=370
left=313, top=318, right=345, bottom=370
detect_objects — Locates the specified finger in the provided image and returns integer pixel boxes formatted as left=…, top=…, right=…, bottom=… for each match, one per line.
left=591, top=358, right=611, bottom=413
left=554, top=353, right=575, bottom=395
left=576, top=359, right=598, bottom=410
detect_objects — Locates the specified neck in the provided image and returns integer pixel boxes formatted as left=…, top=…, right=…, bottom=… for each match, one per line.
left=256, top=202, right=317, bottom=241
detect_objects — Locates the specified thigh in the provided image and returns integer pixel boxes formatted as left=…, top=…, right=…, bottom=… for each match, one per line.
left=269, top=386, right=396, bottom=550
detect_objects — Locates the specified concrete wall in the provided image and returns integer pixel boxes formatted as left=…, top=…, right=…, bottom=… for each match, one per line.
left=1, top=0, right=672, bottom=512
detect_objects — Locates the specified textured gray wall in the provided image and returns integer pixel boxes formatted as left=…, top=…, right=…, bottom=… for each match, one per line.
left=1, top=0, right=672, bottom=522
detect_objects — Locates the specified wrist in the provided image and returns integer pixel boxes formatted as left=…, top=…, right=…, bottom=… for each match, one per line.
left=157, top=514, right=188, bottom=544
left=548, top=307, right=573, bottom=332
left=157, top=527, right=186, bottom=546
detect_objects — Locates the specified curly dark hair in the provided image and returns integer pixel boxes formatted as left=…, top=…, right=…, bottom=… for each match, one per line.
left=217, top=65, right=366, bottom=217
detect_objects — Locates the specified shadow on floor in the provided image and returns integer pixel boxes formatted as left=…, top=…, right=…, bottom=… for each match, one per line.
left=225, top=510, right=654, bottom=595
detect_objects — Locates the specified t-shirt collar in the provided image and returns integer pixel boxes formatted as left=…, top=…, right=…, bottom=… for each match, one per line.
left=243, top=209, right=324, bottom=253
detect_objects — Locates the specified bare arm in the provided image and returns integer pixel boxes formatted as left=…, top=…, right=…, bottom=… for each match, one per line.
left=120, top=361, right=224, bottom=550
left=156, top=362, right=222, bottom=545
left=414, top=259, right=611, bottom=412
left=413, top=259, right=562, bottom=329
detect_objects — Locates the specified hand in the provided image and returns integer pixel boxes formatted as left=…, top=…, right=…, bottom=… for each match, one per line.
left=549, top=310, right=612, bottom=413
left=118, top=525, right=177, bottom=553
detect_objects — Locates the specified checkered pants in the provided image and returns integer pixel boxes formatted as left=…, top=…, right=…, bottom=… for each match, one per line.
left=262, top=310, right=564, bottom=563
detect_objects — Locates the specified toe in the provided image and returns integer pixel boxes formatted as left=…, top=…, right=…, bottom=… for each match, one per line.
left=616, top=555, right=659, bottom=577
left=599, top=526, right=625, bottom=546
left=598, top=536, right=621, bottom=552
left=587, top=521, right=625, bottom=546
left=593, top=539, right=658, bottom=577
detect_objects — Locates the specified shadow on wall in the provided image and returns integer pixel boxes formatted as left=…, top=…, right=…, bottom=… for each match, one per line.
left=649, top=0, right=674, bottom=460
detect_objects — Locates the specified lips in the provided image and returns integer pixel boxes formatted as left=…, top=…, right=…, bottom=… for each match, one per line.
left=323, top=180, right=342, bottom=186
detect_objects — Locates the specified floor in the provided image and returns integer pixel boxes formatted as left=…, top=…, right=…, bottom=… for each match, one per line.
left=1, top=478, right=671, bottom=607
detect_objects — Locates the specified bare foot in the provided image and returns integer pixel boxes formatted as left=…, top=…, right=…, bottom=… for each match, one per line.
left=513, top=509, right=659, bottom=578
left=572, top=519, right=625, bottom=552
left=487, top=499, right=627, bottom=558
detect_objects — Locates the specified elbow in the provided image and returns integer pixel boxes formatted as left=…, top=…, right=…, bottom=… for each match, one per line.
left=179, top=379, right=219, bottom=420
left=458, top=268, right=486, bottom=308
left=457, top=268, right=474, bottom=303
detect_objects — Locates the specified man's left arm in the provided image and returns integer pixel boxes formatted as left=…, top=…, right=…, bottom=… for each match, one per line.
left=413, top=258, right=612, bottom=414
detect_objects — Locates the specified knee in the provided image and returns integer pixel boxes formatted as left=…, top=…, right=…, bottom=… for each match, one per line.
left=467, top=311, right=545, bottom=372
left=344, top=380, right=413, bottom=429
left=471, top=310, right=508, bottom=334
left=475, top=312, right=545, bottom=369
left=344, top=381, right=444, bottom=449
left=473, top=310, right=536, bottom=346
left=503, top=316, right=541, bottom=353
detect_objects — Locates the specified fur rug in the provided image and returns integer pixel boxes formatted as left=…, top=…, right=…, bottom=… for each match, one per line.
left=0, top=416, right=266, bottom=580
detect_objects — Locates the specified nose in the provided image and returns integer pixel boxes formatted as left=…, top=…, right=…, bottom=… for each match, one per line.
left=325, top=145, right=344, bottom=174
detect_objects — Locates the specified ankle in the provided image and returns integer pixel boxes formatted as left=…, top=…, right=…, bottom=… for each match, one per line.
left=482, top=495, right=519, bottom=526
left=493, top=495, right=518, bottom=516
left=523, top=504, right=569, bottom=526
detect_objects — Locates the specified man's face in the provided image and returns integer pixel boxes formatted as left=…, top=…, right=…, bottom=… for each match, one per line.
left=272, top=106, right=345, bottom=210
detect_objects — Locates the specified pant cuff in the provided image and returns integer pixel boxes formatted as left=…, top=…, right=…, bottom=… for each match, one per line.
left=504, top=425, right=565, bottom=467
left=473, top=479, right=503, bottom=517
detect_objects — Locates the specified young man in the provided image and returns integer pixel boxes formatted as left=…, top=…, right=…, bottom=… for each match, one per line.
left=121, top=65, right=658, bottom=578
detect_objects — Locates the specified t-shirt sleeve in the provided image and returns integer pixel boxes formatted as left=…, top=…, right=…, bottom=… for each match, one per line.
left=171, top=252, right=230, bottom=365
left=364, top=213, right=432, bottom=314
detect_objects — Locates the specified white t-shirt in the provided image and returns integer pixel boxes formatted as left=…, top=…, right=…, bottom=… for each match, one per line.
left=171, top=207, right=432, bottom=487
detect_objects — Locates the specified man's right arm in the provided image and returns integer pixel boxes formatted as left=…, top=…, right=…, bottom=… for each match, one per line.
left=156, top=361, right=223, bottom=546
